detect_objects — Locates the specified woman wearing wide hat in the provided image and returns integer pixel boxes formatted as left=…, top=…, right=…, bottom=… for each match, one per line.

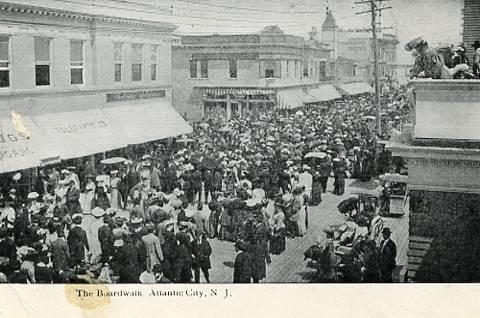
left=472, top=40, right=480, bottom=78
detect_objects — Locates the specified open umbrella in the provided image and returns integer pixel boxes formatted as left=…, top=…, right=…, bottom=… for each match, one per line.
left=219, top=126, right=232, bottom=133
left=304, top=152, right=327, bottom=159
left=100, top=157, right=126, bottom=165
left=176, top=137, right=195, bottom=144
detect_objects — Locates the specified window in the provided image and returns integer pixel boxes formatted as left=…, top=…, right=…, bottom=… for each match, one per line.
left=70, top=40, right=84, bottom=85
left=295, top=61, right=299, bottom=78
left=131, top=44, right=143, bottom=81
left=34, top=37, right=51, bottom=86
left=229, top=59, right=237, bottom=79
left=303, top=61, right=309, bottom=78
left=189, top=60, right=198, bottom=78
left=150, top=45, right=158, bottom=81
left=0, top=37, right=10, bottom=88
left=200, top=60, right=208, bottom=78
left=260, top=60, right=280, bottom=78
left=319, top=61, right=326, bottom=80
left=114, top=42, right=123, bottom=82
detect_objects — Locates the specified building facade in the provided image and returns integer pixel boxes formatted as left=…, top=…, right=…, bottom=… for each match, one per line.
left=172, top=26, right=338, bottom=122
left=321, top=11, right=400, bottom=85
left=0, top=1, right=191, bottom=174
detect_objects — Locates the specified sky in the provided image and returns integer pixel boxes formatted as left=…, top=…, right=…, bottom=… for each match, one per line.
left=14, top=0, right=465, bottom=63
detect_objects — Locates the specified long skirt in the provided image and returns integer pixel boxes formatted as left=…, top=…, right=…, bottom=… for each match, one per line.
left=270, top=228, right=286, bottom=255
left=296, top=207, right=307, bottom=236
left=110, top=188, right=122, bottom=209
left=310, top=181, right=323, bottom=205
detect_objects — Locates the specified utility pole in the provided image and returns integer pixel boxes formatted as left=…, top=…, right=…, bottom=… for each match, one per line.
left=371, top=0, right=381, bottom=136
left=354, top=0, right=392, bottom=137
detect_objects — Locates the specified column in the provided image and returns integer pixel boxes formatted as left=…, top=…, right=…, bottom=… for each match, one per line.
left=226, top=101, right=232, bottom=120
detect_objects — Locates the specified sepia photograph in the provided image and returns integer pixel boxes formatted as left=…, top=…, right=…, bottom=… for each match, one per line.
left=0, top=0, right=477, bottom=290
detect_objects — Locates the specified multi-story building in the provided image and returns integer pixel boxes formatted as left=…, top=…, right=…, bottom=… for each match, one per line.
left=321, top=11, right=400, bottom=85
left=0, top=1, right=191, bottom=174
left=385, top=0, right=480, bottom=282
left=172, top=26, right=341, bottom=122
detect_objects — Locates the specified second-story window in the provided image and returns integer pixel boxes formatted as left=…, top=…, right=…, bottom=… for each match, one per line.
left=229, top=59, right=237, bottom=79
left=35, top=37, right=51, bottom=86
left=260, top=60, right=280, bottom=78
left=151, top=45, right=158, bottom=81
left=200, top=60, right=208, bottom=78
left=189, top=60, right=197, bottom=78
left=0, top=37, right=10, bottom=88
left=303, top=61, right=309, bottom=78
left=114, top=42, right=123, bottom=82
left=131, top=44, right=143, bottom=82
left=70, top=40, right=84, bottom=85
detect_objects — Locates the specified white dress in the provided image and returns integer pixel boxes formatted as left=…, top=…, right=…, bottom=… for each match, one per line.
left=88, top=218, right=103, bottom=264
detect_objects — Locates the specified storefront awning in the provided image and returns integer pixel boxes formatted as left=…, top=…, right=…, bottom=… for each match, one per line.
left=103, top=99, right=192, bottom=145
left=277, top=89, right=304, bottom=109
left=202, top=87, right=276, bottom=98
left=0, top=112, right=60, bottom=173
left=308, top=85, right=342, bottom=102
left=32, top=108, right=125, bottom=160
left=338, top=82, right=374, bottom=95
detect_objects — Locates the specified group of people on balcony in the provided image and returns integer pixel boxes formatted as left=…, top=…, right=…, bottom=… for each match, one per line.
left=406, top=36, right=480, bottom=80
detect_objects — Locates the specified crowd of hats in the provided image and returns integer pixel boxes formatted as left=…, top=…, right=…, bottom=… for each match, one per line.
left=0, top=84, right=411, bottom=283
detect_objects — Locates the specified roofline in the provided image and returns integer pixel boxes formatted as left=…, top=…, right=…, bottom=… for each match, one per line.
left=0, top=1, right=177, bottom=32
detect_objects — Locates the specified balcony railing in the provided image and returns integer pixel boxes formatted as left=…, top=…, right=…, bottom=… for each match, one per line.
left=412, top=79, right=480, bottom=142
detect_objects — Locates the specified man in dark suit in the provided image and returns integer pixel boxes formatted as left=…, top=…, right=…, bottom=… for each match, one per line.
left=67, top=214, right=89, bottom=267
left=192, top=231, right=212, bottom=283
left=65, top=180, right=82, bottom=215
left=50, top=229, right=71, bottom=276
left=378, top=227, right=397, bottom=283
left=233, top=240, right=252, bottom=283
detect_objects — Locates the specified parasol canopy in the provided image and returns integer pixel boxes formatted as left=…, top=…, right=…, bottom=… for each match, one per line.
left=304, top=152, right=327, bottom=159
left=100, top=157, right=126, bottom=165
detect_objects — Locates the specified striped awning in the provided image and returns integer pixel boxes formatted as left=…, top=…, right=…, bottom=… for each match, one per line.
left=202, top=87, right=276, bottom=98
left=277, top=89, right=304, bottom=109
left=308, top=85, right=342, bottom=102
left=338, top=82, right=374, bottom=95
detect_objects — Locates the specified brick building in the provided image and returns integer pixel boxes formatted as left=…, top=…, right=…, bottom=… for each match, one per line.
left=172, top=26, right=341, bottom=122
left=0, top=1, right=191, bottom=174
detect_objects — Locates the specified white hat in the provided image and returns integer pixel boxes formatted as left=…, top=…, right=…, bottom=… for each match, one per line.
left=110, top=170, right=119, bottom=174
left=12, top=172, right=21, bottom=181
left=92, top=207, right=106, bottom=217
left=139, top=271, right=155, bottom=284
left=27, top=192, right=39, bottom=199
left=61, top=169, right=70, bottom=174
left=96, top=175, right=108, bottom=182
left=141, top=154, right=151, bottom=160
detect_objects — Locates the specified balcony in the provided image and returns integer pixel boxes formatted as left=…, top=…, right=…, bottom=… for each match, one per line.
left=412, top=79, right=480, bottom=143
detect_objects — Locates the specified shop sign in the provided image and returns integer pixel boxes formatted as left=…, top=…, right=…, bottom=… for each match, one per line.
left=106, top=90, right=166, bottom=102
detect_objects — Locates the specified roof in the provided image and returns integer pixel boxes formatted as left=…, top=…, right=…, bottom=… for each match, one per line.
left=322, top=11, right=337, bottom=30
left=0, top=1, right=177, bottom=32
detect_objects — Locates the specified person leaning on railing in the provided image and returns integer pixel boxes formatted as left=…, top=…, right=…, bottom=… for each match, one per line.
left=406, top=37, right=469, bottom=80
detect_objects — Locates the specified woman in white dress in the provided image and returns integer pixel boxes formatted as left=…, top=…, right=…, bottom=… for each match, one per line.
left=109, top=170, right=122, bottom=209
left=291, top=185, right=307, bottom=237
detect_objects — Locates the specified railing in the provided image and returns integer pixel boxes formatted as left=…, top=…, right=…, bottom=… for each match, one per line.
left=412, top=79, right=480, bottom=141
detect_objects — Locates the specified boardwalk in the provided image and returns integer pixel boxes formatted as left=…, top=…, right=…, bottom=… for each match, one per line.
left=208, top=179, right=409, bottom=283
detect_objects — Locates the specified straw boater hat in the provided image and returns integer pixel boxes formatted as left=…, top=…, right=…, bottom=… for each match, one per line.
left=27, top=192, right=39, bottom=200
left=92, top=207, right=106, bottom=218
left=12, top=172, right=21, bottom=181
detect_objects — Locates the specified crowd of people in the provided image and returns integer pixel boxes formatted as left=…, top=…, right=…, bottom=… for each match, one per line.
left=0, top=85, right=411, bottom=284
